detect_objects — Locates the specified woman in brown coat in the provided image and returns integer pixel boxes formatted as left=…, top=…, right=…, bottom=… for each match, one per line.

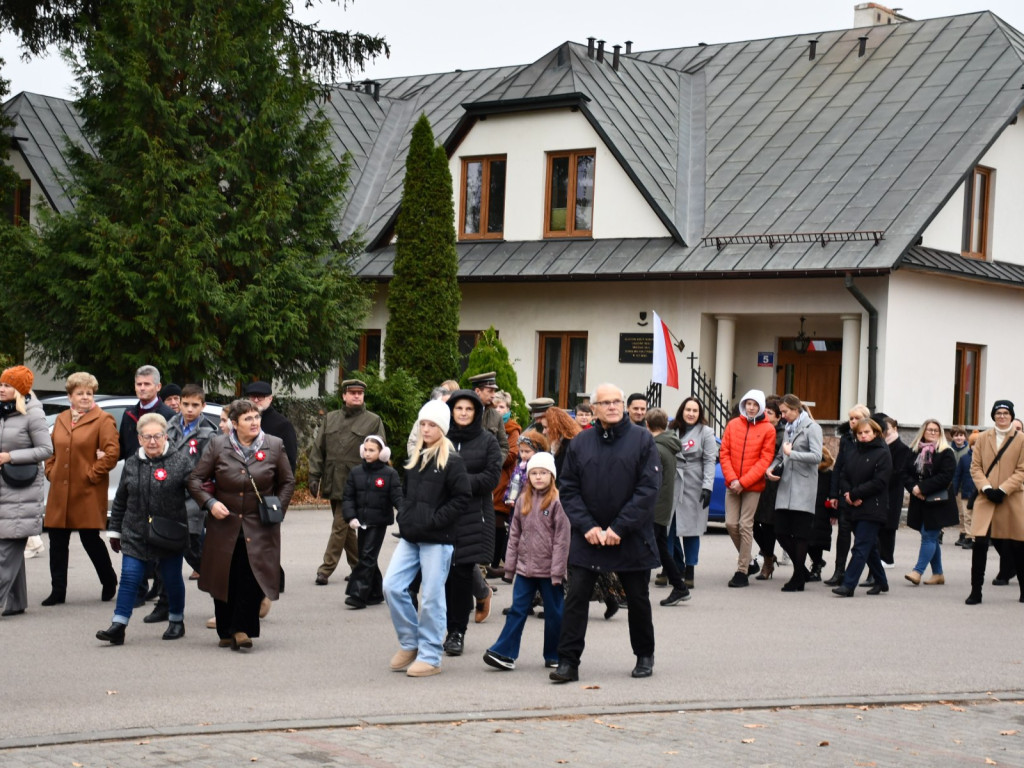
left=966, top=399, right=1024, bottom=605
left=189, top=399, right=294, bottom=650
left=42, top=372, right=120, bottom=606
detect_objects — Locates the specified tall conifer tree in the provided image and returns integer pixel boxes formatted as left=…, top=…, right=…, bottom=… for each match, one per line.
left=384, top=114, right=461, bottom=391
left=4, top=0, right=371, bottom=387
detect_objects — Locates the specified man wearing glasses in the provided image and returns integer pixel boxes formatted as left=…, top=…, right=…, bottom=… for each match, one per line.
left=244, top=381, right=298, bottom=472
left=550, top=383, right=661, bottom=683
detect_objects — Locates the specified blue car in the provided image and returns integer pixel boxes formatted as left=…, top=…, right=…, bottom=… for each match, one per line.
left=708, top=437, right=726, bottom=524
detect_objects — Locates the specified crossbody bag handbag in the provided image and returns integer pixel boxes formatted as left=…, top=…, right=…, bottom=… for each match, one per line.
left=1, top=462, right=38, bottom=488
left=245, top=464, right=284, bottom=526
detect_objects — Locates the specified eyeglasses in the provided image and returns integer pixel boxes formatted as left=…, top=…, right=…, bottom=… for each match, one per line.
left=139, top=433, right=166, bottom=442
left=593, top=399, right=624, bottom=408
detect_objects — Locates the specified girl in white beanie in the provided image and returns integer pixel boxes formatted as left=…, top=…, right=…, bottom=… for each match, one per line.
left=382, top=399, right=470, bottom=677
left=482, top=452, right=569, bottom=672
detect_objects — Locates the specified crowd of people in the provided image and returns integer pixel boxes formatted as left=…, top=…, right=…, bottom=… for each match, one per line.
left=1, top=363, right=1022, bottom=683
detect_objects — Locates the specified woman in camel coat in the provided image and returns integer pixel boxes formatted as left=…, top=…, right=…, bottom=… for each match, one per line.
left=42, top=372, right=120, bottom=605
left=966, top=399, right=1024, bottom=605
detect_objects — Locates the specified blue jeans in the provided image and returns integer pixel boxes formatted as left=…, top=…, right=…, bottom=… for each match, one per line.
left=842, top=520, right=887, bottom=590
left=914, top=528, right=943, bottom=575
left=114, top=553, right=185, bottom=624
left=680, top=535, right=700, bottom=567
left=383, top=539, right=453, bottom=667
left=489, top=575, right=564, bottom=663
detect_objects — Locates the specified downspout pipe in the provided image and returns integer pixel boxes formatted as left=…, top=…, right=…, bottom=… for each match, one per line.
left=844, top=274, right=877, bottom=411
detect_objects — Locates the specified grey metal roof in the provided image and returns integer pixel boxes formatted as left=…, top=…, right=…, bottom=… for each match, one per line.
left=899, top=245, right=1024, bottom=286
left=3, top=92, right=92, bottom=213
left=8, top=12, right=1024, bottom=285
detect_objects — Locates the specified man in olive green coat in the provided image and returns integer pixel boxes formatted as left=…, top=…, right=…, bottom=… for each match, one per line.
left=309, top=380, right=386, bottom=585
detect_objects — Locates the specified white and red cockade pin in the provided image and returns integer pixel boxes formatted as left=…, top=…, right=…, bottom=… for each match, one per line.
left=188, top=438, right=198, bottom=455
left=375, top=477, right=385, bottom=488
left=685, top=440, right=696, bottom=450
left=255, top=451, right=266, bottom=462
left=154, top=468, right=168, bottom=481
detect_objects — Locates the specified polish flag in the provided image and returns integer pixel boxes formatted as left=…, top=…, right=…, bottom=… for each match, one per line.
left=652, top=310, right=679, bottom=389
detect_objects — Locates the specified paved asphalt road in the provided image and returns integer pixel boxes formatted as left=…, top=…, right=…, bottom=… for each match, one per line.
left=3, top=505, right=1023, bottom=766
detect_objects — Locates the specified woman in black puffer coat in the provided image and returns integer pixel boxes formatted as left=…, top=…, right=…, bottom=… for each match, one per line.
left=443, top=390, right=501, bottom=656
left=824, top=404, right=872, bottom=586
left=904, top=419, right=959, bottom=586
left=833, top=419, right=892, bottom=597
left=97, top=413, right=192, bottom=644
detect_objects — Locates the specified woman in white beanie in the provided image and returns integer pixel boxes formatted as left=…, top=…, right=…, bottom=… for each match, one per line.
left=382, top=399, right=471, bottom=677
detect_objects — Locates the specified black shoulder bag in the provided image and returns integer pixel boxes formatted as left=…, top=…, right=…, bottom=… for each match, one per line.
left=245, top=463, right=284, bottom=526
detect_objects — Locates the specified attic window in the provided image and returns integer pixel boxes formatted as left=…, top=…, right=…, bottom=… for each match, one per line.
left=963, top=165, right=992, bottom=260
left=3, top=179, right=31, bottom=226
left=460, top=155, right=506, bottom=240
left=544, top=149, right=594, bottom=238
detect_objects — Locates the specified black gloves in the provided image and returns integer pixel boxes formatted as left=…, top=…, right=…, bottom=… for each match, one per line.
left=984, top=487, right=1006, bottom=504
left=701, top=489, right=712, bottom=509
left=308, top=479, right=320, bottom=498
left=109, top=538, right=121, bottom=553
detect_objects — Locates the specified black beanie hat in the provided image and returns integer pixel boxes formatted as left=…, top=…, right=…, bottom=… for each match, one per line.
left=991, top=400, right=1015, bottom=419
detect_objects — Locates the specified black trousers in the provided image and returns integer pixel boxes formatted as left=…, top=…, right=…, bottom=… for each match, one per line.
left=45, top=528, right=116, bottom=593
left=346, top=525, right=386, bottom=604
left=833, top=510, right=852, bottom=572
left=214, top=534, right=265, bottom=639
left=654, top=523, right=684, bottom=589
left=972, top=532, right=1024, bottom=596
left=445, top=562, right=475, bottom=633
left=753, top=521, right=776, bottom=561
left=877, top=527, right=897, bottom=564
left=557, top=566, right=654, bottom=667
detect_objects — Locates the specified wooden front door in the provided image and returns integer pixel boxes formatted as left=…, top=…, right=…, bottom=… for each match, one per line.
left=776, top=340, right=842, bottom=420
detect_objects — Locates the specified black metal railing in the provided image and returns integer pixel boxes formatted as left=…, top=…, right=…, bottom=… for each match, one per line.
left=689, top=360, right=731, bottom=436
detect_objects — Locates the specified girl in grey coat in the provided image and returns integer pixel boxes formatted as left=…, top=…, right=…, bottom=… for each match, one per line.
left=669, top=397, right=718, bottom=588
left=766, top=394, right=823, bottom=592
left=0, top=366, right=54, bottom=617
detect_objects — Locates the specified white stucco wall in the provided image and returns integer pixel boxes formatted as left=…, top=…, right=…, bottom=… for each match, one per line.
left=371, top=276, right=877, bottom=414
left=920, top=107, right=1024, bottom=264
left=4, top=149, right=49, bottom=228
left=881, top=270, right=1024, bottom=427
left=449, top=109, right=670, bottom=241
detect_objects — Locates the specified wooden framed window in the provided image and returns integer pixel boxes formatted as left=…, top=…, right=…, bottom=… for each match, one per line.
left=340, top=330, right=382, bottom=379
left=538, top=332, right=587, bottom=408
left=459, top=156, right=506, bottom=240
left=953, top=343, right=982, bottom=425
left=458, top=330, right=484, bottom=372
left=3, top=179, right=31, bottom=226
left=544, top=149, right=595, bottom=238
left=963, top=166, right=992, bottom=260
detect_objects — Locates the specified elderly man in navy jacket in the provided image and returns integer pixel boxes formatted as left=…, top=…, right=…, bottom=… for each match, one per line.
left=550, top=383, right=662, bottom=683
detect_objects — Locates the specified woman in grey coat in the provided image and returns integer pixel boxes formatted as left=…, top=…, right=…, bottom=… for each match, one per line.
left=0, top=366, right=54, bottom=617
left=670, top=397, right=718, bottom=588
left=766, top=394, right=823, bottom=593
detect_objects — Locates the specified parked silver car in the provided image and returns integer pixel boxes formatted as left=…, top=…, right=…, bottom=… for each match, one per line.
left=39, top=395, right=223, bottom=509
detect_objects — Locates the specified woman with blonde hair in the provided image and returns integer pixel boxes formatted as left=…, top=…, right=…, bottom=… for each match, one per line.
left=382, top=399, right=470, bottom=677
left=42, top=372, right=120, bottom=606
left=0, top=366, right=53, bottom=616
left=904, top=419, right=959, bottom=586
left=766, top=394, right=823, bottom=592
left=824, top=403, right=872, bottom=586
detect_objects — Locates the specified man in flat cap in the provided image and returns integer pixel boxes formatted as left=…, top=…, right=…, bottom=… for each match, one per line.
left=245, top=380, right=298, bottom=472
left=309, top=379, right=386, bottom=586
left=469, top=371, right=509, bottom=462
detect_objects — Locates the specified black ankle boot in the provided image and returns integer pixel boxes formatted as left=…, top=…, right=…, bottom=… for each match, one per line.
left=96, top=623, right=126, bottom=645
left=823, top=570, right=845, bottom=587
left=41, top=591, right=66, bottom=606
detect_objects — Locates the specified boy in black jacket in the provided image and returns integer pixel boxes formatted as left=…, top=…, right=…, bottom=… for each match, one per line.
left=343, top=436, right=403, bottom=608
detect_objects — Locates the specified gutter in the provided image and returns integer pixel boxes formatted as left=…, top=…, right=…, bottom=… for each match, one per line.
left=844, top=274, right=877, bottom=411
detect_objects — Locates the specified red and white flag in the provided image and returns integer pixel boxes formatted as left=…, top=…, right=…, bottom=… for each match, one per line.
left=651, top=310, right=679, bottom=389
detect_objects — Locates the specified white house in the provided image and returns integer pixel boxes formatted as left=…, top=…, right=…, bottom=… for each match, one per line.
left=6, top=6, right=1024, bottom=427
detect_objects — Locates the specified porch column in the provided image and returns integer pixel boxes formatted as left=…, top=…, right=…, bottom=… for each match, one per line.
left=714, top=315, right=736, bottom=403
left=840, top=314, right=861, bottom=412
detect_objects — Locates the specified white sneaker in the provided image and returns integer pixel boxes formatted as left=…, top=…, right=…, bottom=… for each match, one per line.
left=24, top=536, right=45, bottom=559
left=882, top=561, right=895, bottom=569
left=778, top=551, right=791, bottom=566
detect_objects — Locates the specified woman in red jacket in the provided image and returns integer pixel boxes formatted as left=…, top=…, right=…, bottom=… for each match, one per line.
left=719, top=390, right=777, bottom=588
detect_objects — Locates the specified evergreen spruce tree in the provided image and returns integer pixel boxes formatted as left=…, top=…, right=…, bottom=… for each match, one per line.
left=461, top=327, right=528, bottom=427
left=2, top=0, right=370, bottom=388
left=384, top=114, right=461, bottom=392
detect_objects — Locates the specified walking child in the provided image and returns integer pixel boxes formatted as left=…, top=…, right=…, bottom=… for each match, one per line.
left=343, top=436, right=403, bottom=609
left=483, top=452, right=569, bottom=671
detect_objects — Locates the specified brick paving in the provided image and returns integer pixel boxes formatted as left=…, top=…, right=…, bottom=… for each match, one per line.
left=4, top=697, right=1024, bottom=767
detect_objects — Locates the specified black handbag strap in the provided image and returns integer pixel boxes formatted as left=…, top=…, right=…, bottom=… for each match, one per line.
left=242, top=462, right=266, bottom=504
left=985, top=432, right=1016, bottom=478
